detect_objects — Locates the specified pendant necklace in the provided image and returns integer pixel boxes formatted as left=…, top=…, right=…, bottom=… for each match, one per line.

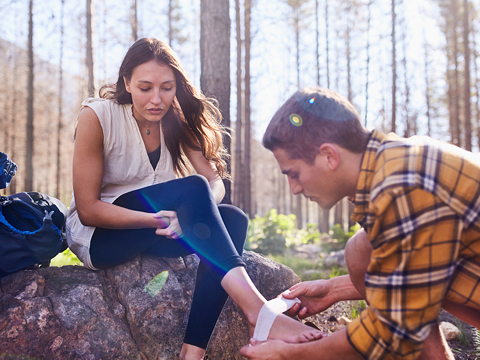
left=132, top=106, right=150, bottom=135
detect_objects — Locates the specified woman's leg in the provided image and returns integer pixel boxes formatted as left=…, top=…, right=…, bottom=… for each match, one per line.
left=183, top=205, right=248, bottom=346
left=180, top=205, right=248, bottom=358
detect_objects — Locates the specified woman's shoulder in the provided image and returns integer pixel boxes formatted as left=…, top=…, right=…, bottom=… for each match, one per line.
left=81, top=98, right=130, bottom=123
left=81, top=97, right=123, bottom=112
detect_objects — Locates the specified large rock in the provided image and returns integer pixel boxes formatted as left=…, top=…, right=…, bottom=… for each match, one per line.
left=0, top=251, right=303, bottom=360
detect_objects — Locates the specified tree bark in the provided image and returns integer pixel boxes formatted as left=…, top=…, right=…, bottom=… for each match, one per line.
left=200, top=0, right=231, bottom=204
left=463, top=0, right=471, bottom=151
left=315, top=0, right=320, bottom=86
left=234, top=0, right=244, bottom=210
left=365, top=0, right=372, bottom=127
left=325, top=0, right=330, bottom=88
left=86, top=0, right=95, bottom=98
left=452, top=0, right=461, bottom=147
left=391, top=0, right=397, bottom=133
left=56, top=0, right=65, bottom=199
left=25, top=0, right=34, bottom=192
left=424, top=30, right=432, bottom=137
left=168, top=0, right=173, bottom=46
left=131, top=0, right=138, bottom=42
left=244, top=0, right=252, bottom=216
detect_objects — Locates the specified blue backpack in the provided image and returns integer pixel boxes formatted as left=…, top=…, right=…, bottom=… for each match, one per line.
left=0, top=152, right=68, bottom=278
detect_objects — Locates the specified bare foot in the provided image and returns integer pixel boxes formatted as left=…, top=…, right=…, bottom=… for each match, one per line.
left=249, top=312, right=326, bottom=343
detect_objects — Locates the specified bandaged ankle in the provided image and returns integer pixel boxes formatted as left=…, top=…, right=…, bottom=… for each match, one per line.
left=253, top=296, right=301, bottom=341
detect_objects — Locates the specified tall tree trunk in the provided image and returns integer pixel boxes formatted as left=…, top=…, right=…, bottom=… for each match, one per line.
left=234, top=0, right=244, bottom=210
left=168, top=0, right=173, bottom=46
left=320, top=0, right=331, bottom=232
left=473, top=38, right=480, bottom=150
left=244, top=0, right=252, bottom=216
left=200, top=0, right=231, bottom=203
left=56, top=0, right=65, bottom=199
left=346, top=2, right=352, bottom=103
left=295, top=3, right=303, bottom=228
left=325, top=0, right=330, bottom=88
left=9, top=41, right=18, bottom=194
left=131, top=0, right=138, bottom=42
left=452, top=0, right=461, bottom=147
left=25, top=0, right=34, bottom=192
left=424, top=30, right=432, bottom=137
left=86, top=0, right=95, bottom=98
left=445, top=17, right=456, bottom=145
left=346, top=1, right=355, bottom=229
left=365, top=0, right=372, bottom=127
left=463, top=0, right=471, bottom=150
left=391, top=0, right=397, bottom=133
left=315, top=0, right=320, bottom=86
left=402, top=23, right=412, bottom=137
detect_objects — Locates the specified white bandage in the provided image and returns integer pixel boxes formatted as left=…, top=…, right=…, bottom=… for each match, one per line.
left=252, top=296, right=301, bottom=341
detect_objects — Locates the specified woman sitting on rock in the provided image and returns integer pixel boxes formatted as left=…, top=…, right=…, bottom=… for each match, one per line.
left=66, top=37, right=323, bottom=360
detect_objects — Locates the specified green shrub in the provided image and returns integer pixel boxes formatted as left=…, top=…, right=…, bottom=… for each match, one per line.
left=328, top=223, right=361, bottom=248
left=247, top=209, right=325, bottom=255
left=246, top=209, right=295, bottom=254
left=350, top=300, right=367, bottom=319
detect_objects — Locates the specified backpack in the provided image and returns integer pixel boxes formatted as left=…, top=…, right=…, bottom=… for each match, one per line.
left=0, top=152, right=68, bottom=278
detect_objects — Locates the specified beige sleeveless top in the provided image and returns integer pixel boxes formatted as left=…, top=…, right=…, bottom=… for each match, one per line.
left=66, top=98, right=177, bottom=269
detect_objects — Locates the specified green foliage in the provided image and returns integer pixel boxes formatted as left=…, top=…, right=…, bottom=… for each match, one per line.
left=246, top=209, right=295, bottom=254
left=267, top=253, right=324, bottom=281
left=287, top=223, right=322, bottom=248
left=50, top=248, right=82, bottom=267
left=328, top=266, right=348, bottom=279
left=455, top=320, right=470, bottom=346
left=246, top=209, right=323, bottom=255
left=328, top=223, right=361, bottom=247
left=350, top=300, right=366, bottom=319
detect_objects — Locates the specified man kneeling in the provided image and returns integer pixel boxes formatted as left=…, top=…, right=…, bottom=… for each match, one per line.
left=241, top=87, right=480, bottom=360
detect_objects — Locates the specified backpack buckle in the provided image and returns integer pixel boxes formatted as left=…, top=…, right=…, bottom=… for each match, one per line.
left=0, top=196, right=11, bottom=206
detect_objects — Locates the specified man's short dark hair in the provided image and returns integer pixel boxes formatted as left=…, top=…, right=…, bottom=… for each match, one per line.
left=263, top=87, right=370, bottom=163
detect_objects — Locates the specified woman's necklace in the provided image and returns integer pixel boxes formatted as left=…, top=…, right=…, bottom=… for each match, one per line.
left=132, top=106, right=150, bottom=135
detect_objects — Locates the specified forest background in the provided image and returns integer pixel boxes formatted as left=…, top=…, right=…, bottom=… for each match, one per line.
left=0, top=0, right=478, bottom=248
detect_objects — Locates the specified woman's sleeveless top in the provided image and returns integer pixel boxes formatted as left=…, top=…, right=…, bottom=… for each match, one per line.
left=66, top=98, right=177, bottom=269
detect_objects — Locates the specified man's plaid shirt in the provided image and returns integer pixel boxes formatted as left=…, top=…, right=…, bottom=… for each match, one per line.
left=347, top=130, right=480, bottom=359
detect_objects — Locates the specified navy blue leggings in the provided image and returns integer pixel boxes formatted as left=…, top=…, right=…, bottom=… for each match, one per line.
left=90, top=175, right=248, bottom=349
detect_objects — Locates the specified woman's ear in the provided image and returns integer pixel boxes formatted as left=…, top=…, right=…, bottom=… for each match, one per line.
left=123, top=76, right=131, bottom=93
left=318, top=143, right=340, bottom=171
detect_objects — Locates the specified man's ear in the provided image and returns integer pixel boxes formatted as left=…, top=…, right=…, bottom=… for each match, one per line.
left=318, top=143, right=340, bottom=170
left=123, top=76, right=131, bottom=93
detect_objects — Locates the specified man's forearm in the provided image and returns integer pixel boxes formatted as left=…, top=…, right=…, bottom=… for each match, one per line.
left=329, top=275, right=364, bottom=303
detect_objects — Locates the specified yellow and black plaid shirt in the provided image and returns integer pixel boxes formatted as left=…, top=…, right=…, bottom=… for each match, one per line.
left=347, top=130, right=480, bottom=359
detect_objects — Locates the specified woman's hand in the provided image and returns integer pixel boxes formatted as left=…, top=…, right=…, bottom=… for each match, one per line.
left=153, top=210, right=184, bottom=239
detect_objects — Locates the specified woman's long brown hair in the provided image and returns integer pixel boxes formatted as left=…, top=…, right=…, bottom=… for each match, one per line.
left=99, top=37, right=229, bottom=179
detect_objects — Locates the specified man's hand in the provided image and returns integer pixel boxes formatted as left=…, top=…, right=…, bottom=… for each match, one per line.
left=240, top=339, right=290, bottom=360
left=283, top=280, right=336, bottom=319
left=153, top=210, right=183, bottom=239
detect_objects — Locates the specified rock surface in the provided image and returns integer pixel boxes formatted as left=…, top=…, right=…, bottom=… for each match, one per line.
left=0, top=251, right=303, bottom=360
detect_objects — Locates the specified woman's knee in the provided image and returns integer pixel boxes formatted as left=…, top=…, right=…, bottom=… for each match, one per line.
left=218, top=205, right=249, bottom=253
left=218, top=205, right=249, bottom=230
left=183, top=174, right=210, bottom=189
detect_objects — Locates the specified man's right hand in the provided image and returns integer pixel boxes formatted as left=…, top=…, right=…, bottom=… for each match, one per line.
left=282, top=280, right=336, bottom=319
